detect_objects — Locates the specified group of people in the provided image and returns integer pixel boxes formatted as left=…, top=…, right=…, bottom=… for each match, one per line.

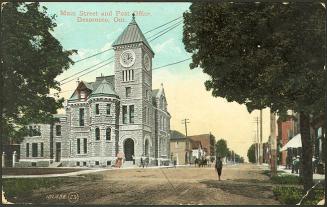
left=194, top=158, right=209, bottom=167
left=140, top=157, right=150, bottom=168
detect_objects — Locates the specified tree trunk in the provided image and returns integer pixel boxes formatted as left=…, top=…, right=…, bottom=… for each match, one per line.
left=299, top=112, right=313, bottom=192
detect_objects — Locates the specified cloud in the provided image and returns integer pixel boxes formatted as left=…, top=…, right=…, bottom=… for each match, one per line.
left=101, top=41, right=114, bottom=52
left=154, top=38, right=182, bottom=54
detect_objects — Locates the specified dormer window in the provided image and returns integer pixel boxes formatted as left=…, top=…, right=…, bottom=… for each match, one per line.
left=80, top=91, right=86, bottom=99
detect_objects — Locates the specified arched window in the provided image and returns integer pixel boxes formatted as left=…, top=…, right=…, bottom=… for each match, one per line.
left=95, top=128, right=100, bottom=140
left=106, top=128, right=111, bottom=141
left=145, top=139, right=149, bottom=156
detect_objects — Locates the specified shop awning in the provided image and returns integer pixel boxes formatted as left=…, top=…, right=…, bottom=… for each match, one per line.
left=281, top=133, right=302, bottom=151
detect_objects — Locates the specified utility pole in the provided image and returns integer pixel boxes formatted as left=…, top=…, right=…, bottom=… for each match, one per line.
left=270, top=110, right=277, bottom=176
left=181, top=119, right=190, bottom=137
left=253, top=117, right=260, bottom=165
left=259, top=109, right=263, bottom=164
left=233, top=151, right=235, bottom=164
left=253, top=133, right=257, bottom=163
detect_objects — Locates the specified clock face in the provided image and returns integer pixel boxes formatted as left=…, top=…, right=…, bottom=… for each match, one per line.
left=120, top=50, right=136, bottom=68
left=143, top=53, right=151, bottom=71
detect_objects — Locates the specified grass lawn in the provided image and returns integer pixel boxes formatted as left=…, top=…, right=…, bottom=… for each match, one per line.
left=2, top=174, right=102, bottom=204
left=2, top=168, right=86, bottom=176
left=262, top=169, right=325, bottom=205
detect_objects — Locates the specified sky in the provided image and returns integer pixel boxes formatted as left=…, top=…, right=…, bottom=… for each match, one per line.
left=42, top=2, right=272, bottom=160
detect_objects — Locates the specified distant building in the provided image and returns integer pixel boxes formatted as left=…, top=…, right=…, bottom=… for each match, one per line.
left=277, top=112, right=300, bottom=166
left=169, top=138, right=192, bottom=165
left=191, top=140, right=204, bottom=160
left=312, top=114, right=325, bottom=165
left=187, top=133, right=215, bottom=158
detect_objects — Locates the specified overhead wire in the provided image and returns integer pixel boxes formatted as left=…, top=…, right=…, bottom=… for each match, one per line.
left=56, top=15, right=187, bottom=91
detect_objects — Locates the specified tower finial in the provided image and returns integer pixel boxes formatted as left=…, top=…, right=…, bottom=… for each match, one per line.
left=132, top=13, right=135, bottom=21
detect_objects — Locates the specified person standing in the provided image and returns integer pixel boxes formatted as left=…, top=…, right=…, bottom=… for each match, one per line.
left=140, top=157, right=144, bottom=168
left=215, top=157, right=223, bottom=181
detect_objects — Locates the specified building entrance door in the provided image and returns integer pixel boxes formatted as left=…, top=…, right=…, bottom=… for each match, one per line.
left=124, top=139, right=134, bottom=161
left=56, top=142, right=61, bottom=162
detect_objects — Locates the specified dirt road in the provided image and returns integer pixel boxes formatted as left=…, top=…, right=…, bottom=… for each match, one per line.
left=9, top=163, right=280, bottom=205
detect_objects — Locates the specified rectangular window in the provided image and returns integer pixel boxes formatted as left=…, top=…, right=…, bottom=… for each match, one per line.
left=40, top=143, right=44, bottom=157
left=129, top=105, right=134, bottom=124
left=122, top=105, right=128, bottom=124
left=125, top=70, right=128, bottom=81
left=107, top=161, right=111, bottom=166
left=76, top=162, right=80, bottom=166
left=32, top=125, right=41, bottom=136
left=145, top=107, right=147, bottom=123
left=122, top=71, right=125, bottom=81
left=83, top=138, right=87, bottom=154
left=126, top=87, right=131, bottom=98
left=95, top=104, right=100, bottom=115
left=77, top=139, right=81, bottom=154
left=106, top=128, right=111, bottom=140
left=28, top=126, right=33, bottom=137
left=148, top=108, right=150, bottom=124
left=131, top=70, right=134, bottom=80
left=56, top=125, right=61, bottom=136
left=26, top=143, right=29, bottom=157
left=95, top=128, right=100, bottom=140
left=95, top=161, right=99, bottom=166
left=37, top=126, right=41, bottom=136
left=79, top=108, right=85, bottom=126
left=106, top=104, right=111, bottom=115
left=83, top=162, right=87, bottom=166
left=128, top=70, right=131, bottom=81
left=32, top=143, right=38, bottom=157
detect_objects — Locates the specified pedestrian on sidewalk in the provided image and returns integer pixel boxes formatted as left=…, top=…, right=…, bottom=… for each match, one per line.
left=141, top=157, right=144, bottom=168
left=294, top=156, right=300, bottom=174
left=215, top=156, right=223, bottom=181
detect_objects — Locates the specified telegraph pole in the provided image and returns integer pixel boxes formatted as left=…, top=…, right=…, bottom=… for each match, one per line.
left=260, top=109, right=263, bottom=164
left=253, top=133, right=258, bottom=163
left=181, top=119, right=190, bottom=137
left=253, top=117, right=260, bottom=165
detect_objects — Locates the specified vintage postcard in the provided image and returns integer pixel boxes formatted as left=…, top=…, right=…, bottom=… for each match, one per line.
left=1, top=1, right=325, bottom=206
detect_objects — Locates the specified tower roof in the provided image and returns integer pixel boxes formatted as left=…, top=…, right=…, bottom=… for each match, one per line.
left=90, top=79, right=118, bottom=98
left=112, top=14, right=154, bottom=55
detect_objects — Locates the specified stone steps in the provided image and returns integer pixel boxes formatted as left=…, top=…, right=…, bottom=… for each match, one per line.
left=49, top=162, right=62, bottom=168
left=122, top=161, right=135, bottom=168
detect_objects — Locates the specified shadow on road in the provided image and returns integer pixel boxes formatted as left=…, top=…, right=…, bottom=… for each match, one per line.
left=199, top=179, right=275, bottom=200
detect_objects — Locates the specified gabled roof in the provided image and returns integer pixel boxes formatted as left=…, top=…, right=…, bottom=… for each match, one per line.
left=90, top=79, right=117, bottom=98
left=112, top=15, right=154, bottom=55
left=68, top=75, right=117, bottom=101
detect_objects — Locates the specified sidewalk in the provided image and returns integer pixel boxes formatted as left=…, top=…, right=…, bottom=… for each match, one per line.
left=2, top=165, right=173, bottom=179
left=257, top=163, right=325, bottom=180
left=277, top=165, right=325, bottom=180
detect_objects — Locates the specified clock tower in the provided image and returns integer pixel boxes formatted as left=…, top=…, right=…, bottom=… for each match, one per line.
left=112, top=14, right=155, bottom=164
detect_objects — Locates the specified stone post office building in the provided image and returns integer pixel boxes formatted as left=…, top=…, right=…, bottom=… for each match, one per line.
left=18, top=16, right=171, bottom=167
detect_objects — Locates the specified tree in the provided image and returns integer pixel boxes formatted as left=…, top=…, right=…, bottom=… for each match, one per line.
left=1, top=2, right=76, bottom=144
left=183, top=2, right=325, bottom=191
left=247, top=144, right=256, bottom=163
left=215, top=139, right=229, bottom=158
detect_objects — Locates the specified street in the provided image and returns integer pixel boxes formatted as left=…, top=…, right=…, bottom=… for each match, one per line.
left=8, top=164, right=280, bottom=205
